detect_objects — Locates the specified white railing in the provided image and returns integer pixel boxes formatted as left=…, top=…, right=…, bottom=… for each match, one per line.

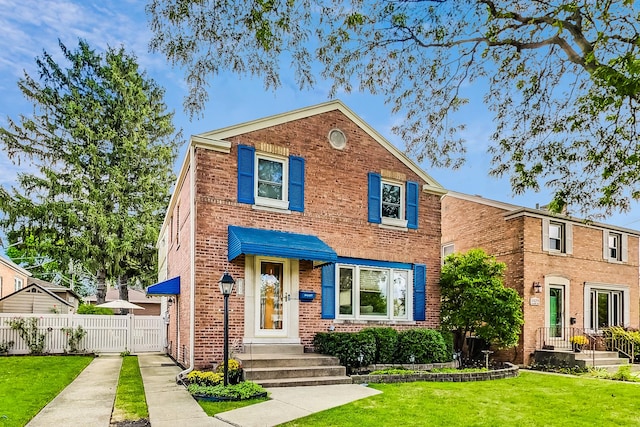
left=0, top=313, right=166, bottom=354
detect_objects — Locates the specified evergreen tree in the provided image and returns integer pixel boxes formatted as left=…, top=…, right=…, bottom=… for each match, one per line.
left=0, top=40, right=181, bottom=303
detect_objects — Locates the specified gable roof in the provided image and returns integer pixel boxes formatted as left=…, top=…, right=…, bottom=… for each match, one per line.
left=0, top=282, right=72, bottom=307
left=196, top=100, right=445, bottom=193
left=27, top=277, right=82, bottom=300
left=158, top=100, right=447, bottom=244
left=0, top=255, right=32, bottom=277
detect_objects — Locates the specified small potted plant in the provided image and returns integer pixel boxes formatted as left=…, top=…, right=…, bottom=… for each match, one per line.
left=570, top=335, right=588, bottom=352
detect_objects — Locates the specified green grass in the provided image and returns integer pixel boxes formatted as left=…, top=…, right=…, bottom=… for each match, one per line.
left=112, top=356, right=149, bottom=422
left=198, top=396, right=270, bottom=416
left=0, top=355, right=93, bottom=427
left=281, top=371, right=640, bottom=427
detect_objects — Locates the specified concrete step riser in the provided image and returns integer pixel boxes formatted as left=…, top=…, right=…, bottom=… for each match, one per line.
left=238, top=357, right=340, bottom=369
left=240, top=344, right=304, bottom=354
left=245, top=366, right=347, bottom=381
left=256, top=377, right=354, bottom=387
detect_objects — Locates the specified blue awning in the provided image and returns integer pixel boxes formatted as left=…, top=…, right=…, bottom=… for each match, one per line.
left=228, top=226, right=337, bottom=263
left=146, top=276, right=180, bottom=295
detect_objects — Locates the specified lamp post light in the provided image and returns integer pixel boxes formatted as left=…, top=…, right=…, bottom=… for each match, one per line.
left=218, top=271, right=235, bottom=387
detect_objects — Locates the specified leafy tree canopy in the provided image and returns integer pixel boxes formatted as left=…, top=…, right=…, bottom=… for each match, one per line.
left=440, top=248, right=523, bottom=354
left=0, top=40, right=181, bottom=302
left=148, top=0, right=640, bottom=216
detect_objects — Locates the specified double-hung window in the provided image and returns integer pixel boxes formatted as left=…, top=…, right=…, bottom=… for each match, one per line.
left=542, top=219, right=572, bottom=254
left=603, top=230, right=627, bottom=262
left=368, top=172, right=418, bottom=229
left=255, top=154, right=288, bottom=209
left=14, top=277, right=23, bottom=291
left=237, top=145, right=305, bottom=212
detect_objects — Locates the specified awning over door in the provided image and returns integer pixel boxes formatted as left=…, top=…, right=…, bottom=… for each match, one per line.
left=228, top=226, right=337, bottom=263
left=146, top=276, right=180, bottom=295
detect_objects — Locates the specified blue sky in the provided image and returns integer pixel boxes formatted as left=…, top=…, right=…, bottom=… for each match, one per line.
left=1, top=0, right=639, bottom=234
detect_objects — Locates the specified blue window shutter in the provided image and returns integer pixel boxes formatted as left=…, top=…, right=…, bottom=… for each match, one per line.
left=368, top=172, right=381, bottom=223
left=289, top=156, right=305, bottom=212
left=406, top=181, right=419, bottom=229
left=321, top=263, right=336, bottom=319
left=413, top=264, right=426, bottom=321
left=237, top=145, right=255, bottom=204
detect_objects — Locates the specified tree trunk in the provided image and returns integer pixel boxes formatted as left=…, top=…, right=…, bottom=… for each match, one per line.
left=96, top=269, right=107, bottom=305
left=118, top=276, right=129, bottom=315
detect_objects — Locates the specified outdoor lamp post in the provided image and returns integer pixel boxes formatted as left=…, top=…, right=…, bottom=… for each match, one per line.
left=218, top=271, right=235, bottom=386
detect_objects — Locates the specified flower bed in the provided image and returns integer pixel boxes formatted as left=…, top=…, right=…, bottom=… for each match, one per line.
left=351, top=363, right=519, bottom=384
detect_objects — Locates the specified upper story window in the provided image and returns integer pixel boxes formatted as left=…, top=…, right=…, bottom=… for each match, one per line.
left=237, top=145, right=304, bottom=212
left=549, top=222, right=564, bottom=251
left=368, top=173, right=418, bottom=229
left=542, top=218, right=573, bottom=254
left=14, top=277, right=23, bottom=291
left=382, top=181, right=403, bottom=219
left=603, top=230, right=628, bottom=263
left=255, top=154, right=288, bottom=209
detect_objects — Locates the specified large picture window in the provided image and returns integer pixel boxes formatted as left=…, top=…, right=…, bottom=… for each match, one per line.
left=337, top=264, right=411, bottom=320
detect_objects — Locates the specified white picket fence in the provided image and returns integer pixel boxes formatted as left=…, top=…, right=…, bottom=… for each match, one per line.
left=0, top=313, right=166, bottom=354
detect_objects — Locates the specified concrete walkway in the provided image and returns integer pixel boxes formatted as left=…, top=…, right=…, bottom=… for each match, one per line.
left=26, top=355, right=122, bottom=427
left=26, top=353, right=380, bottom=427
left=138, top=353, right=381, bottom=427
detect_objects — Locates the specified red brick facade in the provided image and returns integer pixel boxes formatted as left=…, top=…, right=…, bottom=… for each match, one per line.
left=442, top=193, right=640, bottom=365
left=161, top=102, right=445, bottom=369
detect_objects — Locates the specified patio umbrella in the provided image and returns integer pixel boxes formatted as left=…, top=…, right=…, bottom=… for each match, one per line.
left=96, top=299, right=145, bottom=310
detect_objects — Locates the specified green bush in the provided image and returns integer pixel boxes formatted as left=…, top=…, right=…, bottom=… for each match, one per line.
left=395, top=329, right=449, bottom=364
left=77, top=304, right=114, bottom=315
left=7, top=317, right=48, bottom=354
left=361, top=327, right=398, bottom=364
left=188, top=381, right=266, bottom=399
left=314, top=332, right=376, bottom=371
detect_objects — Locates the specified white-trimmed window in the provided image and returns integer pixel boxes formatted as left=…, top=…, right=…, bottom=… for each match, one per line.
left=442, top=243, right=455, bottom=262
left=381, top=180, right=407, bottom=228
left=603, top=230, right=627, bottom=262
left=542, top=219, right=572, bottom=254
left=337, top=264, right=412, bottom=320
left=584, top=283, right=629, bottom=331
left=255, top=154, right=289, bottom=210
left=14, top=277, right=23, bottom=291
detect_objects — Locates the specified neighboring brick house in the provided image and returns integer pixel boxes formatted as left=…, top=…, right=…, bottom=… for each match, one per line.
left=0, top=255, right=31, bottom=299
left=442, top=191, right=640, bottom=365
left=148, top=100, right=446, bottom=369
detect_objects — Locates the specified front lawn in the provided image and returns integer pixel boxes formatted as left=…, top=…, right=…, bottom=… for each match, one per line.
left=282, top=371, right=640, bottom=426
left=0, top=355, right=93, bottom=427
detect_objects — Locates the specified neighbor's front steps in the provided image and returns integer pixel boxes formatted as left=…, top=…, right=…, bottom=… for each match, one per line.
left=236, top=344, right=352, bottom=387
left=573, top=350, right=630, bottom=368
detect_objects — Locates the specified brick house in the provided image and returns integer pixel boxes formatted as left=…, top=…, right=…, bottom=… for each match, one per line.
left=148, top=101, right=447, bottom=370
left=441, top=191, right=640, bottom=365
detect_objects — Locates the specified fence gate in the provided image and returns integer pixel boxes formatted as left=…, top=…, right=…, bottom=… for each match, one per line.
left=0, top=314, right=166, bottom=354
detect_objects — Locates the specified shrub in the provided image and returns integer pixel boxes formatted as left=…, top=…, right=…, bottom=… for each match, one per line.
left=77, top=304, right=114, bottom=315
left=188, top=381, right=266, bottom=399
left=187, top=370, right=224, bottom=386
left=61, top=326, right=87, bottom=353
left=395, top=329, right=449, bottom=364
left=0, top=340, right=14, bottom=354
left=361, top=327, right=398, bottom=364
left=214, top=359, right=243, bottom=384
left=7, top=317, right=48, bottom=354
left=314, top=332, right=376, bottom=372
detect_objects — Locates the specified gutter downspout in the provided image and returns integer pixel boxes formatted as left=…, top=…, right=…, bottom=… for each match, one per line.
left=177, top=142, right=196, bottom=381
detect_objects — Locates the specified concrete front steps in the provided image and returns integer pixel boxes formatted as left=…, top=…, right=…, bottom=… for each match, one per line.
left=534, top=349, right=631, bottom=369
left=236, top=344, right=352, bottom=387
